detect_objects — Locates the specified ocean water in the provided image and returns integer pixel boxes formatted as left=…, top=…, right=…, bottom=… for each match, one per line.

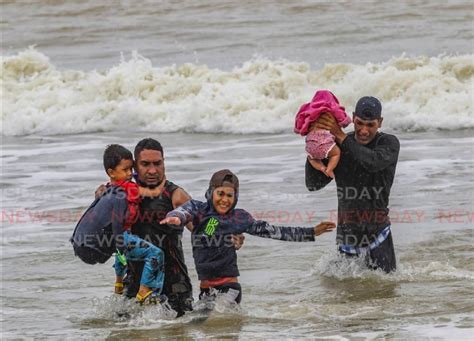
left=1, top=1, right=473, bottom=340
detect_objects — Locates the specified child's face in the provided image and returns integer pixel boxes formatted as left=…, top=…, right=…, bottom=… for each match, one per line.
left=212, top=186, right=235, bottom=215
left=108, top=159, right=133, bottom=183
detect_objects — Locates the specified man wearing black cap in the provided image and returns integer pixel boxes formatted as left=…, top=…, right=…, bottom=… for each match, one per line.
left=305, top=96, right=400, bottom=273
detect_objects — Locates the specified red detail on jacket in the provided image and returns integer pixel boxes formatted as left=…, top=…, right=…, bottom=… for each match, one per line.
left=114, top=180, right=141, bottom=231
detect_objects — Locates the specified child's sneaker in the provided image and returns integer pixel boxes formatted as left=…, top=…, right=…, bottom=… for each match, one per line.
left=136, top=291, right=167, bottom=305
left=114, top=282, right=124, bottom=295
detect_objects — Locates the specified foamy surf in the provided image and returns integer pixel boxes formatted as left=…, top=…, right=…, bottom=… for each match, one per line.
left=90, top=294, right=177, bottom=325
left=312, top=250, right=474, bottom=282
left=2, top=48, right=473, bottom=136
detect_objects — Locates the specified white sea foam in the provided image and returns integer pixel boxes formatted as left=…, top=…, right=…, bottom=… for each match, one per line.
left=1, top=48, right=473, bottom=136
left=90, top=295, right=177, bottom=324
left=312, top=249, right=474, bottom=282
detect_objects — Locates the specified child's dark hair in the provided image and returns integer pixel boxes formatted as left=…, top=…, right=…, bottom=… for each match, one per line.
left=134, top=138, right=164, bottom=160
left=103, top=144, right=133, bottom=172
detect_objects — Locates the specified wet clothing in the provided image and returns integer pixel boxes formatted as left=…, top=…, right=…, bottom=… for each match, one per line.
left=294, top=90, right=351, bottom=136
left=199, top=282, right=242, bottom=304
left=114, top=180, right=141, bottom=230
left=306, top=129, right=336, bottom=160
left=305, top=131, right=399, bottom=272
left=126, top=181, right=193, bottom=316
left=71, top=185, right=128, bottom=263
left=361, top=232, right=396, bottom=273
left=113, top=231, right=164, bottom=290
left=71, top=184, right=165, bottom=291
left=167, top=199, right=315, bottom=282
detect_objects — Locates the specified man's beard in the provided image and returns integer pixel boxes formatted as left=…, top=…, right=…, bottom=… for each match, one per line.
left=136, top=177, right=164, bottom=189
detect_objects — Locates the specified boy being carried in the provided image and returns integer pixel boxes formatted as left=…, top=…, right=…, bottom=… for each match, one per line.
left=71, top=144, right=165, bottom=304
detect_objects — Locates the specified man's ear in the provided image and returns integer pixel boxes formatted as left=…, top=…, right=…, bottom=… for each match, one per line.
left=106, top=168, right=114, bottom=178
left=378, top=117, right=384, bottom=128
left=352, top=113, right=356, bottom=123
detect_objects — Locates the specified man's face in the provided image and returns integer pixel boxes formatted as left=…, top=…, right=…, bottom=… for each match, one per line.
left=135, top=149, right=165, bottom=188
left=352, top=115, right=383, bottom=145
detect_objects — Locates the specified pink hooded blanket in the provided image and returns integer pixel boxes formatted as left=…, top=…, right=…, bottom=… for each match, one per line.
left=294, top=90, right=351, bottom=136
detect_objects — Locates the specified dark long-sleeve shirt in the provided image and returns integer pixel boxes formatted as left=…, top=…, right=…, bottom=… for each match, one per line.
left=167, top=199, right=315, bottom=280
left=306, top=132, right=399, bottom=246
left=71, top=186, right=128, bottom=255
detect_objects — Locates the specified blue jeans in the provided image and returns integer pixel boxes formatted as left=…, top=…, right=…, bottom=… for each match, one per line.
left=114, top=232, right=164, bottom=292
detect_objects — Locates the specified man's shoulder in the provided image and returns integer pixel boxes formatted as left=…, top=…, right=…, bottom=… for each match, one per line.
left=376, top=132, right=400, bottom=146
left=170, top=183, right=191, bottom=202
left=378, top=131, right=398, bottom=138
left=164, top=180, right=180, bottom=193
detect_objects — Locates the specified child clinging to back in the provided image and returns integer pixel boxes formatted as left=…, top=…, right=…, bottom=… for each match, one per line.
left=160, top=169, right=335, bottom=304
left=294, top=90, right=351, bottom=178
left=71, top=144, right=165, bottom=305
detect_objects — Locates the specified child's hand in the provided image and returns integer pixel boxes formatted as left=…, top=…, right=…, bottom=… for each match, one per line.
left=314, top=221, right=336, bottom=236
left=160, top=216, right=181, bottom=226
left=231, top=234, right=245, bottom=250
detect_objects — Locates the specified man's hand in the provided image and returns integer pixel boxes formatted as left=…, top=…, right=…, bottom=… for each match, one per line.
left=314, top=221, right=336, bottom=236
left=231, top=234, right=245, bottom=250
left=315, top=113, right=347, bottom=144
left=95, top=184, right=107, bottom=198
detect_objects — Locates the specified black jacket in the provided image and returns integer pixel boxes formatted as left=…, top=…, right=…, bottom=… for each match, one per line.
left=305, top=132, right=399, bottom=246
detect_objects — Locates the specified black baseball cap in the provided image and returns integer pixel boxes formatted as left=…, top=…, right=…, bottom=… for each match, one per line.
left=354, top=96, right=382, bottom=120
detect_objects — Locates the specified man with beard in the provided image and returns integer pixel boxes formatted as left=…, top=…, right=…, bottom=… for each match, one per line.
left=124, top=138, right=194, bottom=316
left=117, top=138, right=243, bottom=316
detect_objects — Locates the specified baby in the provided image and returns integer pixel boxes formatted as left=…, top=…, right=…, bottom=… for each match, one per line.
left=294, top=90, right=351, bottom=178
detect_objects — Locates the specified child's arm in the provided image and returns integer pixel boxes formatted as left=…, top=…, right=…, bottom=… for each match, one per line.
left=160, top=199, right=203, bottom=227
left=171, top=188, right=195, bottom=232
left=246, top=217, right=335, bottom=241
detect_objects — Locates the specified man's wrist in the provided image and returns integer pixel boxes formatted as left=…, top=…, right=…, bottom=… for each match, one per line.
left=335, top=131, right=347, bottom=144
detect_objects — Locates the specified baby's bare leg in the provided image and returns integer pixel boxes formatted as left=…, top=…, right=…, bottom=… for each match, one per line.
left=325, top=145, right=341, bottom=178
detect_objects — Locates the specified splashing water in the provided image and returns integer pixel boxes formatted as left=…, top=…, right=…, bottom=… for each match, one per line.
left=2, top=49, right=473, bottom=136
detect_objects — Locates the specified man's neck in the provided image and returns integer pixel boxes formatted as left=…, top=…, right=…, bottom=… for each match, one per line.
left=138, top=177, right=167, bottom=197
